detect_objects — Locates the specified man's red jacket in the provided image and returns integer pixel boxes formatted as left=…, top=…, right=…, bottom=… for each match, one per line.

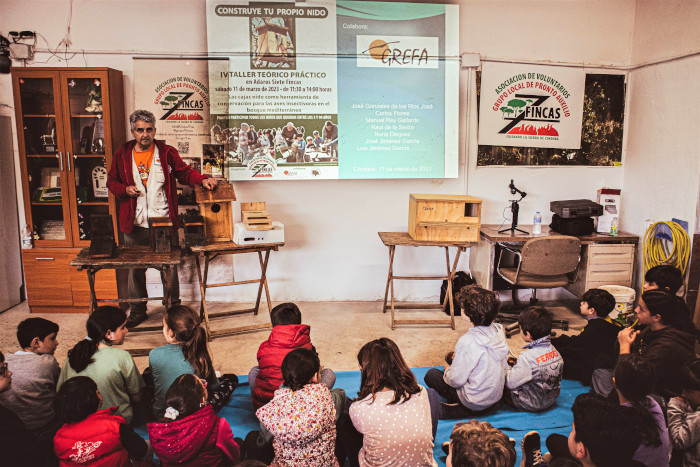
left=107, top=139, right=206, bottom=234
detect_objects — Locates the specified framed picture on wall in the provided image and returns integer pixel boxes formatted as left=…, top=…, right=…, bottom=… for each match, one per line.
left=477, top=73, right=626, bottom=166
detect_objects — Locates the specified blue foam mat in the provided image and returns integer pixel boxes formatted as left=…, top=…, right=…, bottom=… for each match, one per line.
left=135, top=367, right=588, bottom=466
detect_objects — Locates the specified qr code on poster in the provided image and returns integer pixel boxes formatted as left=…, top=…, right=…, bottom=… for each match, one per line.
left=177, top=142, right=189, bottom=154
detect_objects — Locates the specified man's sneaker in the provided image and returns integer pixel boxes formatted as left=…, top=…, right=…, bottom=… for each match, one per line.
left=125, top=312, right=148, bottom=329
left=522, top=431, right=547, bottom=467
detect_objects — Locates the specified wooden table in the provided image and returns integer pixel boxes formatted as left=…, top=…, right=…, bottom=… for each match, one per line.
left=190, top=241, right=284, bottom=340
left=71, top=247, right=182, bottom=356
left=379, top=232, right=473, bottom=330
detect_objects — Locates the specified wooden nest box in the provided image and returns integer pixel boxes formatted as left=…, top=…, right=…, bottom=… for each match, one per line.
left=195, top=181, right=237, bottom=242
left=149, top=217, right=173, bottom=253
left=408, top=194, right=482, bottom=242
left=241, top=202, right=273, bottom=230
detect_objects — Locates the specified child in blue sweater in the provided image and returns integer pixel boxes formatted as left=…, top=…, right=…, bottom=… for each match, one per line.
left=424, top=285, right=509, bottom=419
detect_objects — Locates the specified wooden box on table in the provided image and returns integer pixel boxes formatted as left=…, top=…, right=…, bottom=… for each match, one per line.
left=195, top=181, right=236, bottom=242
left=408, top=194, right=482, bottom=242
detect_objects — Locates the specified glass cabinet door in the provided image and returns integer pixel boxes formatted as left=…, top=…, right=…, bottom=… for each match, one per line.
left=16, top=75, right=73, bottom=246
left=63, top=74, right=111, bottom=245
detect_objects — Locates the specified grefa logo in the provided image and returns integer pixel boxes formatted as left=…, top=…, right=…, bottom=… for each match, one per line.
left=357, top=35, right=438, bottom=69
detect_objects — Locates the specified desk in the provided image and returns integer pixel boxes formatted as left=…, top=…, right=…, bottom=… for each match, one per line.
left=469, top=225, right=639, bottom=297
left=379, top=232, right=473, bottom=330
left=190, top=241, right=284, bottom=340
left=71, top=247, right=181, bottom=356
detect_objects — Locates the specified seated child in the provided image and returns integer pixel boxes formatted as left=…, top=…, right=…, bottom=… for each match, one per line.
left=0, top=317, right=61, bottom=434
left=613, top=353, right=670, bottom=466
left=551, top=288, right=619, bottom=384
left=596, top=290, right=699, bottom=399
left=58, top=306, right=145, bottom=424
left=148, top=373, right=240, bottom=466
left=545, top=393, right=643, bottom=467
left=667, top=358, right=700, bottom=466
left=348, top=338, right=437, bottom=467
left=504, top=306, right=563, bottom=412
left=256, top=348, right=344, bottom=466
left=250, top=302, right=334, bottom=409
left=149, top=305, right=237, bottom=419
left=424, top=285, right=509, bottom=419
left=643, top=265, right=683, bottom=294
left=0, top=350, right=47, bottom=466
left=445, top=420, right=515, bottom=467
left=54, top=376, right=151, bottom=466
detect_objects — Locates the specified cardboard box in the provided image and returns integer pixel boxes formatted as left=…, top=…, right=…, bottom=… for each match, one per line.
left=408, top=194, right=482, bottom=242
left=596, top=188, right=621, bottom=233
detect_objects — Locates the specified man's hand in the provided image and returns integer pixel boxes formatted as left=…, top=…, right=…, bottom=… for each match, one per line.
left=125, top=185, right=141, bottom=197
left=202, top=178, right=217, bottom=190
left=618, top=327, right=639, bottom=354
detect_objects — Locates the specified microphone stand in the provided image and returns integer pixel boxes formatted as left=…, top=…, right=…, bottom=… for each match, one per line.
left=499, top=180, right=528, bottom=235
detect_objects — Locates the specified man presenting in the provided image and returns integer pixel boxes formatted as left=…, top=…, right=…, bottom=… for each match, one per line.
left=107, top=110, right=217, bottom=328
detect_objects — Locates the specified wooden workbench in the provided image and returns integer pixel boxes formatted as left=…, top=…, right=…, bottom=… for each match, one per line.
left=190, top=240, right=284, bottom=340
left=379, top=232, right=473, bottom=330
left=71, top=247, right=181, bottom=356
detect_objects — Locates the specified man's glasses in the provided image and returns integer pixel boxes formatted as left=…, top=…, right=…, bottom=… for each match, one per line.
left=1, top=363, right=8, bottom=378
left=134, top=127, right=155, bottom=134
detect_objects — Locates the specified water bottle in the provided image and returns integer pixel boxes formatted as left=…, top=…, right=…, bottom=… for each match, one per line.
left=533, top=211, right=542, bottom=235
left=21, top=225, right=33, bottom=249
left=610, top=217, right=618, bottom=236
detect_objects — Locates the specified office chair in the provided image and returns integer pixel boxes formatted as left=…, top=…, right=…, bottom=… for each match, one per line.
left=495, top=235, right=581, bottom=336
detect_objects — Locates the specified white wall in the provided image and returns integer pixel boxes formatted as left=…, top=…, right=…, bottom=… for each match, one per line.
left=621, top=1, right=700, bottom=286
left=1, top=0, right=671, bottom=303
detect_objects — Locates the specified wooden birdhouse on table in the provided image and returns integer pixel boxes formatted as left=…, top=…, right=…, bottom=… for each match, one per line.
left=195, top=181, right=236, bottom=243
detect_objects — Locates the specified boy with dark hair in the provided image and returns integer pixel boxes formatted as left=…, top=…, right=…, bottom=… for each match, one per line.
left=644, top=264, right=683, bottom=294
left=568, top=393, right=643, bottom=466
left=551, top=288, right=620, bottom=384
left=446, top=420, right=516, bottom=467
left=425, top=285, right=509, bottom=419
left=270, top=302, right=302, bottom=326
left=504, top=306, right=563, bottom=412
left=543, top=393, right=644, bottom=467
left=0, top=318, right=60, bottom=436
left=249, top=302, right=335, bottom=409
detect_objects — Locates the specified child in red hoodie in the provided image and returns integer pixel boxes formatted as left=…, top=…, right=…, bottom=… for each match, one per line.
left=53, top=376, right=151, bottom=467
left=148, top=373, right=239, bottom=466
left=249, top=303, right=335, bottom=409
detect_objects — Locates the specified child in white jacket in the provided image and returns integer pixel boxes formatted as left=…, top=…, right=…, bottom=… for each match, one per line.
left=424, top=285, right=509, bottom=419
left=668, top=358, right=700, bottom=467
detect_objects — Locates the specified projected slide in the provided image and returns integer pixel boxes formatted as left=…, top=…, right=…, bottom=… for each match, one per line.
left=206, top=1, right=458, bottom=180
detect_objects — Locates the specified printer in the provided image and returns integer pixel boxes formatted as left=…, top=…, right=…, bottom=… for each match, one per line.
left=549, top=199, right=603, bottom=235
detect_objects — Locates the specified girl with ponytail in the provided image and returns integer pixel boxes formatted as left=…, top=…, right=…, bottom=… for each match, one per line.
left=613, top=354, right=670, bottom=466
left=57, top=306, right=144, bottom=424
left=149, top=305, right=237, bottom=419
